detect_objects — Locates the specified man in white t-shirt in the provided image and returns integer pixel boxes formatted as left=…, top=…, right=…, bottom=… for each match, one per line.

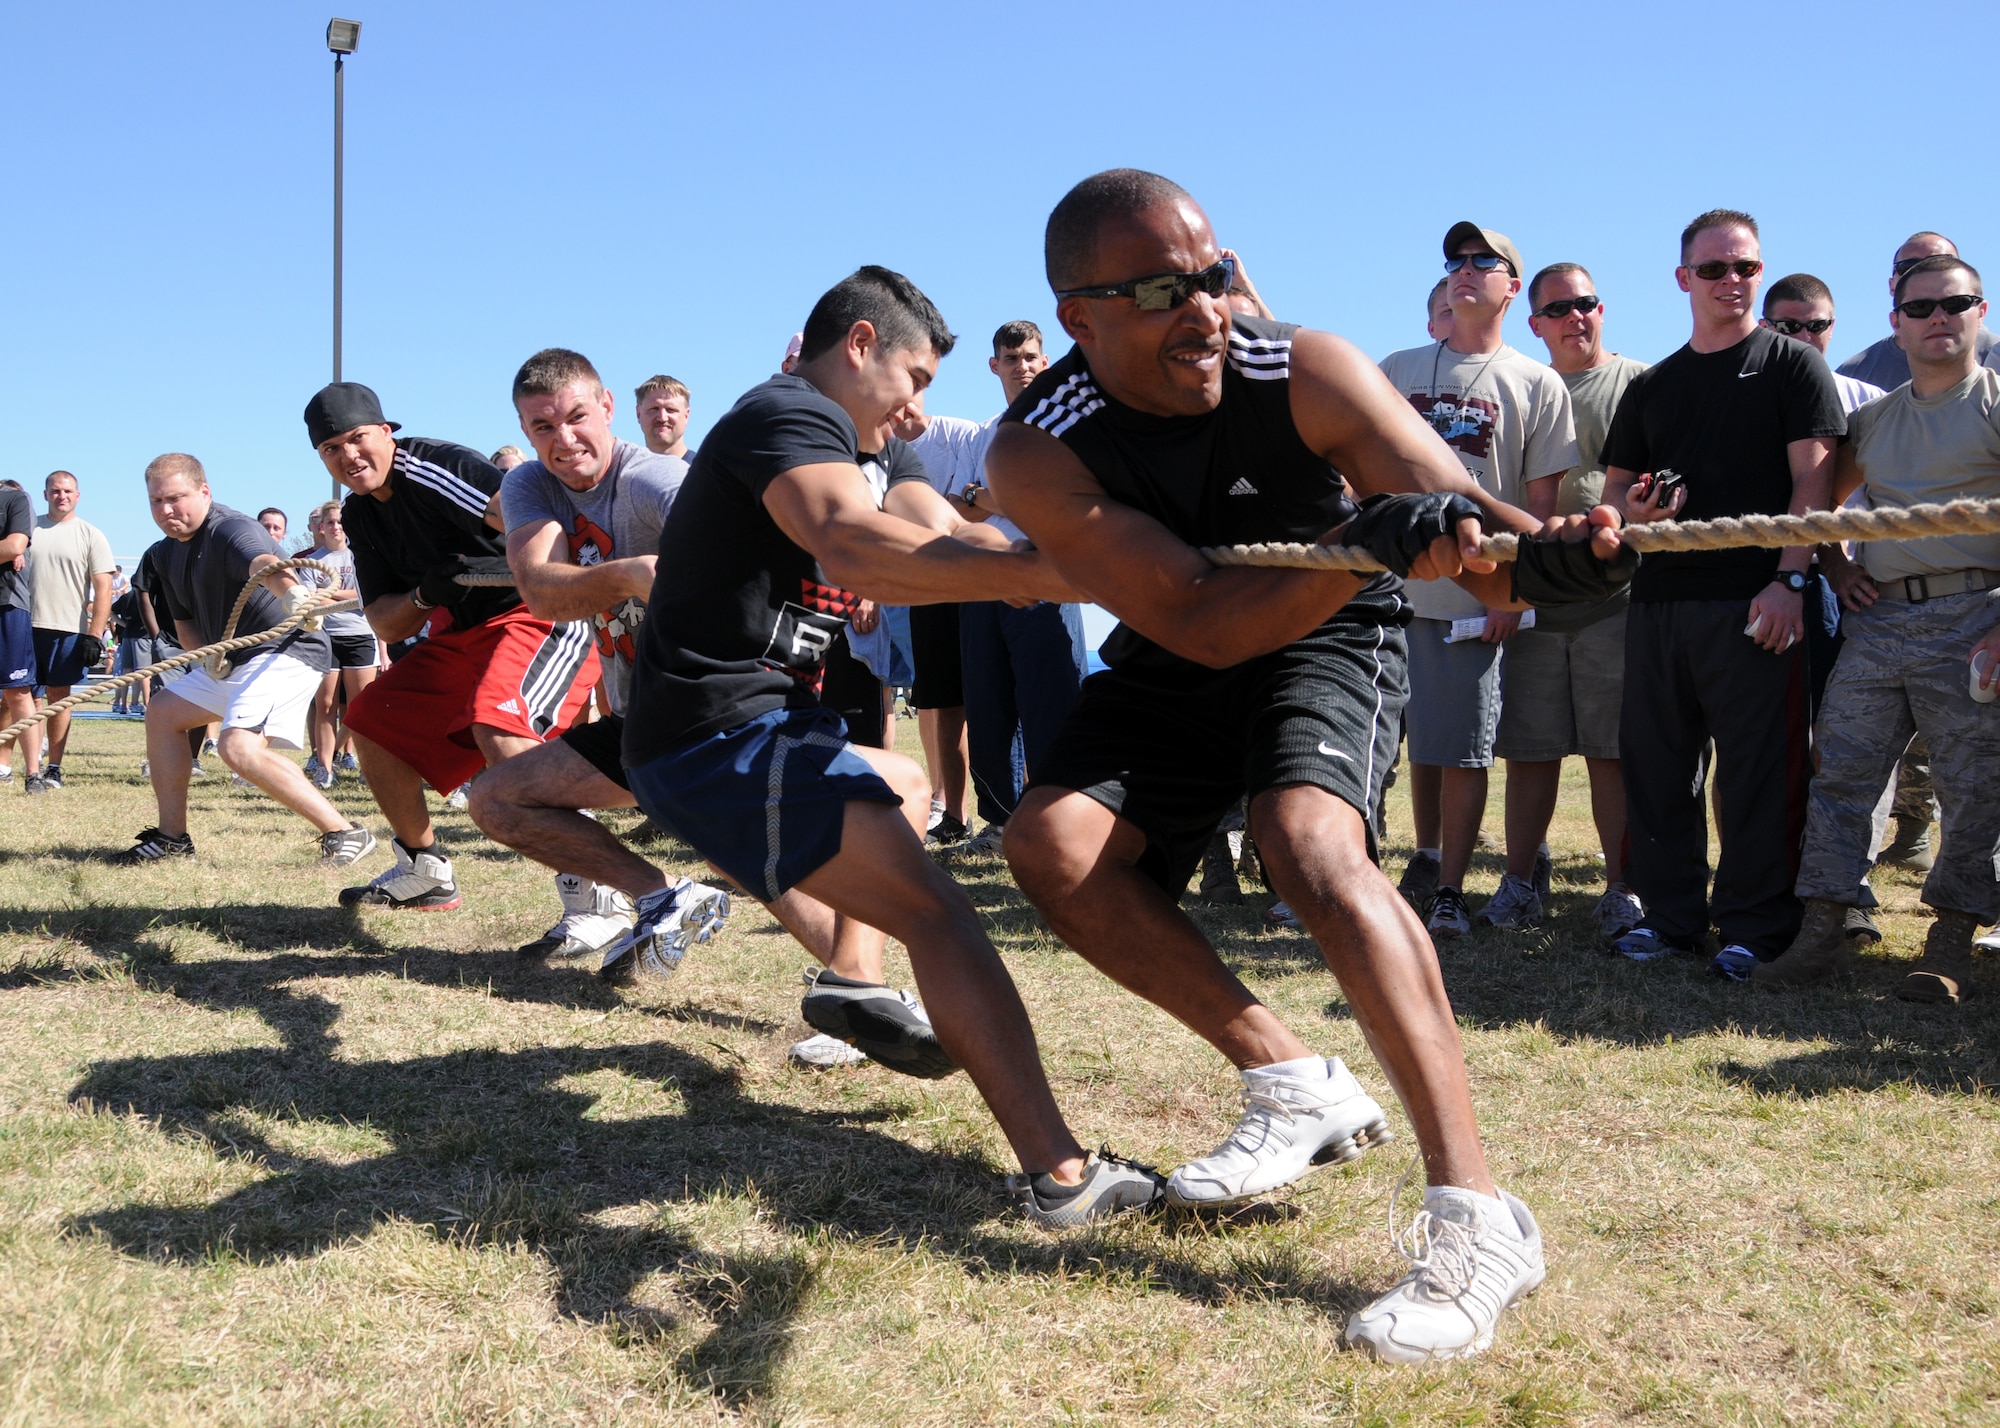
left=1377, top=223, right=1577, bottom=938
left=25, top=470, right=116, bottom=788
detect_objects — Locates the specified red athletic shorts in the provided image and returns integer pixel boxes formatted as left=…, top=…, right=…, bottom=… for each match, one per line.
left=344, top=605, right=600, bottom=793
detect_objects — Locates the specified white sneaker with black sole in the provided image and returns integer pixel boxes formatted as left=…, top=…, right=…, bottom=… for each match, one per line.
left=1009, top=1149, right=1166, bottom=1229
left=597, top=880, right=730, bottom=984
left=1344, top=1172, right=1546, bottom=1363
left=338, top=840, right=461, bottom=911
left=798, top=968, right=957, bottom=1078
left=519, top=874, right=636, bottom=962
left=788, top=1033, right=868, bottom=1069
left=1166, top=1057, right=1392, bottom=1207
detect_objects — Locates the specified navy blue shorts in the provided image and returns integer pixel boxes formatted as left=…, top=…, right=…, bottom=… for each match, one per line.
left=34, top=628, right=92, bottom=690
left=626, top=704, right=900, bottom=901
left=1, top=608, right=33, bottom=690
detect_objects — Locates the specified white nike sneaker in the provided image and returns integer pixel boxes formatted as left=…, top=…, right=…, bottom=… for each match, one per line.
left=1345, top=1175, right=1546, bottom=1364
left=1165, top=1058, right=1392, bottom=1206
left=518, top=874, right=635, bottom=962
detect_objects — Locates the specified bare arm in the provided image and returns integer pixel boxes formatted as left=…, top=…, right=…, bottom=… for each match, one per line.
left=364, top=592, right=432, bottom=644
left=1777, top=437, right=1834, bottom=575
left=138, top=589, right=161, bottom=639
left=505, top=519, right=654, bottom=622
left=174, top=618, right=201, bottom=653
left=483, top=492, right=505, bottom=532
left=0, top=532, right=24, bottom=562
left=1828, top=440, right=1864, bottom=505
left=87, top=571, right=114, bottom=639
left=247, top=552, right=303, bottom=598
left=760, top=463, right=1075, bottom=608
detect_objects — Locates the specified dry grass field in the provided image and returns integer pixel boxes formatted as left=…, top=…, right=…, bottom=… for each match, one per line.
left=2, top=715, right=1997, bottom=1426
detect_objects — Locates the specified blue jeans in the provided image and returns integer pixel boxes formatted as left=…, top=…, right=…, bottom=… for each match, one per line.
left=959, top=600, right=1087, bottom=825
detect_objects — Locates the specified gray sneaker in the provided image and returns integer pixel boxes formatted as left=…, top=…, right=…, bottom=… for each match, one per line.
left=1477, top=874, right=1543, bottom=932
left=1009, top=1149, right=1165, bottom=1229
left=1398, top=852, right=1441, bottom=910
left=949, top=822, right=1007, bottom=858
left=24, top=773, right=51, bottom=796
left=598, top=880, right=730, bottom=984
left=1593, top=884, right=1645, bottom=938
left=319, top=824, right=378, bottom=867
left=1426, top=887, right=1471, bottom=940
left=799, top=968, right=956, bottom=1079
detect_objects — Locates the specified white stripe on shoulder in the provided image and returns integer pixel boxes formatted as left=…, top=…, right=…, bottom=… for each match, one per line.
left=1024, top=372, right=1106, bottom=439
left=394, top=450, right=490, bottom=516
left=1227, top=329, right=1291, bottom=381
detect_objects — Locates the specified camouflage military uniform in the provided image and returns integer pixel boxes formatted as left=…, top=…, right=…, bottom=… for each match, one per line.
left=1797, top=589, right=2000, bottom=919
left=1890, top=734, right=1937, bottom=821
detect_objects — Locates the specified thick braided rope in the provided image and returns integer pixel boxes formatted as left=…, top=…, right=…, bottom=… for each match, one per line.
left=0, top=594, right=360, bottom=747
left=1199, top=497, right=2000, bottom=573
left=209, top=556, right=344, bottom=676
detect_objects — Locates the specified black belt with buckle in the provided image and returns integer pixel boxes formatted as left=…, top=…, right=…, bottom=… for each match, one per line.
left=1889, top=568, right=2000, bottom=603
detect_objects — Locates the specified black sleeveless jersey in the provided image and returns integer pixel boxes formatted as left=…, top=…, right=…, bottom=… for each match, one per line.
left=1000, top=314, right=1405, bottom=682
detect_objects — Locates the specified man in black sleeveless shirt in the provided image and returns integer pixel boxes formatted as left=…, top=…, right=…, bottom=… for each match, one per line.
left=990, top=171, right=1632, bottom=1363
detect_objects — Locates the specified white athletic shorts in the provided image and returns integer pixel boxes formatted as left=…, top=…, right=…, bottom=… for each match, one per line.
left=161, top=651, right=321, bottom=750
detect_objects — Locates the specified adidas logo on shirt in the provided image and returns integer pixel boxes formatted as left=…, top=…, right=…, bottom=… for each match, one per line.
left=1227, top=477, right=1259, bottom=496
left=497, top=698, right=522, bottom=714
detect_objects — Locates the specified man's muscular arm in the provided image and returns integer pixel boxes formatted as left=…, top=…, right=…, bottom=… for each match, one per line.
left=505, top=519, right=654, bottom=622
left=762, top=463, right=1074, bottom=607
left=363, top=592, right=432, bottom=644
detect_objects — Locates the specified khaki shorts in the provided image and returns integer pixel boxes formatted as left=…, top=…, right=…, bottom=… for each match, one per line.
left=1494, top=610, right=1625, bottom=761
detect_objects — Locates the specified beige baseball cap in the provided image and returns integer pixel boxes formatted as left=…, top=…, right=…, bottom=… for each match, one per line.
left=1443, top=220, right=1524, bottom=280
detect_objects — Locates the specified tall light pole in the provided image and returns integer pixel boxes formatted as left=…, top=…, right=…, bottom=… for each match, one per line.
left=326, top=19, right=360, bottom=497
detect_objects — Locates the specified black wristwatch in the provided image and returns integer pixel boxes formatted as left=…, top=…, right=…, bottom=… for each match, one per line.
left=961, top=482, right=986, bottom=509
left=1778, top=571, right=1808, bottom=593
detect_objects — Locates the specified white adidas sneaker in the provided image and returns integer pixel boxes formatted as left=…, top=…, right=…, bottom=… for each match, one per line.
left=1165, top=1057, right=1391, bottom=1206
left=518, top=874, right=635, bottom=962
left=1344, top=1177, right=1546, bottom=1364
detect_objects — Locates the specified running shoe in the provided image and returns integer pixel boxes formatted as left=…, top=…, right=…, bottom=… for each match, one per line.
left=1476, top=874, right=1543, bottom=932
left=788, top=1033, right=868, bottom=1069
left=1010, top=1149, right=1166, bottom=1229
left=318, top=824, right=377, bottom=867
left=798, top=968, right=957, bottom=1079
left=1263, top=900, right=1303, bottom=931
left=1344, top=1171, right=1546, bottom=1364
left=0, top=763, right=11, bottom=781
left=113, top=827, right=196, bottom=864
left=304, top=753, right=326, bottom=781
left=949, top=822, right=1007, bottom=858
left=1426, top=887, right=1471, bottom=940
left=333, top=752, right=361, bottom=775
left=597, top=880, right=730, bottom=984
left=305, top=755, right=336, bottom=790
left=24, top=774, right=49, bottom=796
left=42, top=763, right=64, bottom=789
left=520, top=874, right=637, bottom=963
left=1708, top=943, right=1759, bottom=982
left=1608, top=925, right=1689, bottom=962
left=229, top=773, right=256, bottom=789
left=1165, top=1057, right=1391, bottom=1207
left=1977, top=929, right=2000, bottom=954
left=188, top=761, right=207, bottom=780
left=444, top=785, right=469, bottom=810
left=339, top=840, right=461, bottom=911
left=1593, top=884, right=1645, bottom=939
left=201, top=738, right=218, bottom=758
left=923, top=813, right=969, bottom=849
left=1397, top=852, right=1441, bottom=910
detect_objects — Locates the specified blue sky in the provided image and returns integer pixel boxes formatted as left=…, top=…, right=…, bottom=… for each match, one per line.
left=6, top=0, right=1992, bottom=642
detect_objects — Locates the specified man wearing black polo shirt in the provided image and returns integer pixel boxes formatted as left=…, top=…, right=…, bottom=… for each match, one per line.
left=306, top=382, right=600, bottom=913
left=1603, top=209, right=1846, bottom=979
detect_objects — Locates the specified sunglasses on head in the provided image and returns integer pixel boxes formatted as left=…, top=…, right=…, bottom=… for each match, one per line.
left=1896, top=292, right=1984, bottom=320
left=1532, top=295, right=1600, bottom=320
left=1765, top=316, right=1833, bottom=336
left=1445, top=252, right=1513, bottom=275
left=1055, top=257, right=1236, bottom=311
left=1686, top=259, right=1763, bottom=281
left=1892, top=255, right=1938, bottom=277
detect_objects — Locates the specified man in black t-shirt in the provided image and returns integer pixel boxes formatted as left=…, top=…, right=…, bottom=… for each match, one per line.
left=112, top=454, right=374, bottom=866
left=0, top=479, right=40, bottom=790
left=624, top=265, right=1162, bottom=1225
left=1602, top=209, right=1846, bottom=978
left=988, top=170, right=1633, bottom=1363
left=305, top=382, right=601, bottom=914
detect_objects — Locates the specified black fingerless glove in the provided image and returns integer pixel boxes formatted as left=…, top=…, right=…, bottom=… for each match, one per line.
left=1511, top=531, right=1640, bottom=606
left=1337, top=493, right=1486, bottom=577
left=75, top=632, right=105, bottom=669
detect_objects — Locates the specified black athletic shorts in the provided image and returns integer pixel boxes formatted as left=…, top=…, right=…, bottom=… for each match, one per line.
left=908, top=602, right=963, bottom=709
left=562, top=712, right=628, bottom=790
left=1032, top=615, right=1408, bottom=894
left=329, top=631, right=378, bottom=670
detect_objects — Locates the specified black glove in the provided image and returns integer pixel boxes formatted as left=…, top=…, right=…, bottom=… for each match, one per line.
left=1511, top=530, right=1640, bottom=606
left=76, top=632, right=105, bottom=669
left=417, top=554, right=512, bottom=607
left=1337, top=493, right=1486, bottom=577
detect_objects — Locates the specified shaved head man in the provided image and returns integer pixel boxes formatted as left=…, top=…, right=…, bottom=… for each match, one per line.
left=1837, top=232, right=1997, bottom=390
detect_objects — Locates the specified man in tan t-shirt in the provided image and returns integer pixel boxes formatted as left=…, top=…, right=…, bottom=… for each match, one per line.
left=25, top=470, right=115, bottom=787
left=1758, top=254, right=2000, bottom=1003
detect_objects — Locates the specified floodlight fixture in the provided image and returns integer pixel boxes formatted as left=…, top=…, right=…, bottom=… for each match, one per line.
left=327, top=18, right=361, bottom=55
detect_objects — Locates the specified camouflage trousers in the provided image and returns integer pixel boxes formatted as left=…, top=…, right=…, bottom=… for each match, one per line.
left=1891, top=734, right=1936, bottom=822
left=1797, top=589, right=2000, bottom=919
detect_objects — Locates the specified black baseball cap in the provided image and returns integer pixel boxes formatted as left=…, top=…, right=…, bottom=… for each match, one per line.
left=304, top=382, right=402, bottom=448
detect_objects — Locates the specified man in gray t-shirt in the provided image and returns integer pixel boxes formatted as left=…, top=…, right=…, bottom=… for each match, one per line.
left=469, top=348, right=731, bottom=978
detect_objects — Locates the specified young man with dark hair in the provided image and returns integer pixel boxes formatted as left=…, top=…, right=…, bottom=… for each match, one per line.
left=116, top=455, right=372, bottom=865
left=622, top=264, right=1164, bottom=1224
left=991, top=168, right=1635, bottom=1360
left=257, top=508, right=289, bottom=547
left=306, top=381, right=601, bottom=913
left=1758, top=256, right=2000, bottom=1001
left=0, top=478, right=41, bottom=792
left=1603, top=209, right=1846, bottom=980
left=25, top=470, right=115, bottom=789
left=634, top=375, right=693, bottom=459
left=1838, top=233, right=1996, bottom=390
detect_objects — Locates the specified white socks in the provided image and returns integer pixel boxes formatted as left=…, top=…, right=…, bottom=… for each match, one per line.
left=1248, top=1054, right=1330, bottom=1082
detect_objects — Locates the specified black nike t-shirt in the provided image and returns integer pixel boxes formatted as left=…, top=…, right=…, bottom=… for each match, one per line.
left=1601, top=327, right=1846, bottom=602
left=1000, top=313, right=1401, bottom=685
left=624, top=374, right=927, bottom=761
left=146, top=502, right=331, bottom=670
left=341, top=437, right=520, bottom=628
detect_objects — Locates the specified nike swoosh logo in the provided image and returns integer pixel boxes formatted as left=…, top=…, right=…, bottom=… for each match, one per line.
left=1738, top=371, right=1759, bottom=378
left=1317, top=742, right=1353, bottom=760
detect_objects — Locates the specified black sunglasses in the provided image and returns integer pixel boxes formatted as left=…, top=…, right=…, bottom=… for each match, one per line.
left=1896, top=292, right=1984, bottom=319
left=1765, top=316, right=1833, bottom=336
left=1686, top=259, right=1763, bottom=281
left=1055, top=257, right=1236, bottom=311
left=1445, top=252, right=1513, bottom=276
left=1532, top=295, right=1600, bottom=320
left=1892, top=255, right=1933, bottom=277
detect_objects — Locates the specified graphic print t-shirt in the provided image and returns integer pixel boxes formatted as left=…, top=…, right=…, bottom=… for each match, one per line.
left=1376, top=341, right=1578, bottom=620
left=1602, top=327, right=1846, bottom=602
left=624, top=375, right=927, bottom=761
left=298, top=545, right=372, bottom=637
left=341, top=437, right=519, bottom=629
left=147, top=502, right=331, bottom=671
left=502, top=439, right=688, bottom=716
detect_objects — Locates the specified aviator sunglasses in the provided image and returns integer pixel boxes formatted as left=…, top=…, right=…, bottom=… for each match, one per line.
left=1686, top=259, right=1764, bottom=281
left=1056, top=257, right=1236, bottom=311
left=1896, top=292, right=1984, bottom=320
left=1532, top=294, right=1600, bottom=320
left=1445, top=252, right=1513, bottom=275
left=1765, top=316, right=1833, bottom=336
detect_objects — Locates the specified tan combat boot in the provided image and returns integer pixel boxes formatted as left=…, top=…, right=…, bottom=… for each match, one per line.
left=1898, top=909, right=1980, bottom=1005
left=1876, top=815, right=1936, bottom=873
left=1751, top=899, right=1852, bottom=991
